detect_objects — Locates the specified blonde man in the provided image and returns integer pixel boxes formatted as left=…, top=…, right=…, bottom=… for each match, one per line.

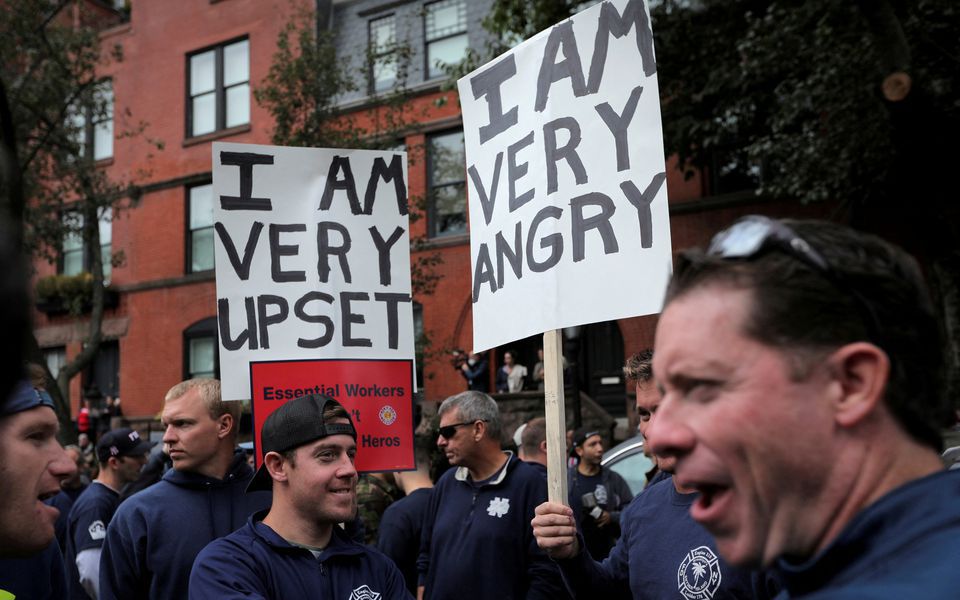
left=100, top=379, right=271, bottom=600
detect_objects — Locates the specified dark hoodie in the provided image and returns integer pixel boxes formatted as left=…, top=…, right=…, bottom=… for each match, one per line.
left=99, top=451, right=271, bottom=600
left=189, top=510, right=411, bottom=599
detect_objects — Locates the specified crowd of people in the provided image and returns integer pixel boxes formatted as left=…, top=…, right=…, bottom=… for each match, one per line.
left=2, top=217, right=960, bottom=599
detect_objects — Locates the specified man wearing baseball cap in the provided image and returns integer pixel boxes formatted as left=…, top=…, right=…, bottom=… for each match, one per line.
left=189, top=393, right=410, bottom=599
left=567, top=427, right=633, bottom=561
left=0, top=380, right=77, bottom=599
left=65, top=428, right=153, bottom=599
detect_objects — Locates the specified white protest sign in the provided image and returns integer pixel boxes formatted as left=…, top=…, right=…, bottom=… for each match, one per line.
left=212, top=143, right=415, bottom=403
left=458, top=0, right=672, bottom=352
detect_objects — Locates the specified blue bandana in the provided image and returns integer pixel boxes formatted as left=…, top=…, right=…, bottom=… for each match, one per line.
left=1, top=380, right=56, bottom=418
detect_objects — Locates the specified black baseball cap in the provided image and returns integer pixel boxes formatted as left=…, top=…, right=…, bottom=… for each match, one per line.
left=246, top=394, right=357, bottom=493
left=96, top=428, right=154, bottom=463
left=571, top=426, right=601, bottom=456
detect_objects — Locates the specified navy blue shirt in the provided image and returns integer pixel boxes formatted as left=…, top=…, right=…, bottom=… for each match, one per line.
left=558, top=477, right=770, bottom=599
left=47, top=484, right=87, bottom=551
left=66, top=481, right=120, bottom=600
left=568, top=467, right=633, bottom=560
left=377, top=487, right=432, bottom=594
left=0, top=540, right=67, bottom=600
left=774, top=469, right=960, bottom=599
left=190, top=511, right=412, bottom=600
left=418, top=452, right=567, bottom=600
left=100, top=452, right=272, bottom=600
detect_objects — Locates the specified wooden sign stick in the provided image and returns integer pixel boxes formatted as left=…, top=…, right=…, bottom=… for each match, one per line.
left=542, top=328, right=568, bottom=505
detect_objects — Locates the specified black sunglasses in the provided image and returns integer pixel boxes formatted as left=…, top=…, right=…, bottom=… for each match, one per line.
left=438, top=420, right=486, bottom=439
left=707, top=215, right=882, bottom=342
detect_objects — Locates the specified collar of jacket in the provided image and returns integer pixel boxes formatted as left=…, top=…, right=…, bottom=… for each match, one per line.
left=454, top=451, right=516, bottom=485
left=248, top=509, right=366, bottom=560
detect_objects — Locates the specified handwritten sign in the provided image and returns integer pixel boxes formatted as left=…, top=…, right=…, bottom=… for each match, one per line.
left=458, top=0, right=672, bottom=352
left=213, top=142, right=415, bottom=471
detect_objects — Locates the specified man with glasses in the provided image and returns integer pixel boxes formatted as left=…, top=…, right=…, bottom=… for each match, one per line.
left=536, top=217, right=960, bottom=598
left=418, top=391, right=565, bottom=600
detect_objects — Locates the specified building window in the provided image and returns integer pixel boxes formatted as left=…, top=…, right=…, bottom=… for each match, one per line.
left=187, top=38, right=249, bottom=138
left=187, top=183, right=215, bottom=273
left=369, top=14, right=397, bottom=93
left=184, top=318, right=219, bottom=380
left=69, top=80, right=113, bottom=160
left=61, top=208, right=112, bottom=282
left=427, top=129, right=467, bottom=238
left=44, top=347, right=66, bottom=380
left=424, top=0, right=467, bottom=79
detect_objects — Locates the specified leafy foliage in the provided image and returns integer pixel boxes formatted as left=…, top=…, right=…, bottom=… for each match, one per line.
left=0, top=0, right=155, bottom=436
left=456, top=0, right=960, bottom=401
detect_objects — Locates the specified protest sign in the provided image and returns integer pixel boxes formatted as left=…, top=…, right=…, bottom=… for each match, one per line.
left=458, top=0, right=672, bottom=353
left=212, top=142, right=416, bottom=472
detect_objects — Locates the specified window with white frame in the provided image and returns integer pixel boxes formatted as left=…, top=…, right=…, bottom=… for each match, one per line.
left=184, top=318, right=219, bottom=380
left=369, top=14, right=397, bottom=93
left=69, top=80, right=113, bottom=160
left=424, top=0, right=467, bottom=79
left=188, top=38, right=249, bottom=137
left=187, top=183, right=215, bottom=272
left=426, top=129, right=467, bottom=238
left=61, top=208, right=112, bottom=281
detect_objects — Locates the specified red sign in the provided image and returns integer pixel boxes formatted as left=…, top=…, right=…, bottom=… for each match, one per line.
left=249, top=358, right=415, bottom=473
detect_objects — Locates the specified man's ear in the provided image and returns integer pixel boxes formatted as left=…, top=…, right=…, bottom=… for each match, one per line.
left=264, top=451, right=288, bottom=483
left=216, top=413, right=234, bottom=440
left=826, top=342, right=890, bottom=428
left=473, top=419, right=485, bottom=441
left=539, top=439, right=547, bottom=454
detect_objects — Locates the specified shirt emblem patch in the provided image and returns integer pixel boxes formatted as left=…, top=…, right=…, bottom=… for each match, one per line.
left=593, top=484, right=608, bottom=505
left=348, top=584, right=381, bottom=600
left=486, top=496, right=510, bottom=518
left=88, top=520, right=106, bottom=540
left=677, top=545, right=722, bottom=600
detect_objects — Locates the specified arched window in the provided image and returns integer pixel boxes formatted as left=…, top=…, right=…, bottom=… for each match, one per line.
left=183, top=317, right=219, bottom=380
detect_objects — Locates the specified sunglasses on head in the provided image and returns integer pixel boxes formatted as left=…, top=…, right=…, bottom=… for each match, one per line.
left=438, top=420, right=487, bottom=439
left=706, top=215, right=882, bottom=342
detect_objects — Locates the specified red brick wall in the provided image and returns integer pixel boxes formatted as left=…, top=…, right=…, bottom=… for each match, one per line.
left=31, top=1, right=832, bottom=419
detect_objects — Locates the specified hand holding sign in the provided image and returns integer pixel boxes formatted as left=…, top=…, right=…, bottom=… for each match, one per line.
left=458, top=0, right=670, bottom=501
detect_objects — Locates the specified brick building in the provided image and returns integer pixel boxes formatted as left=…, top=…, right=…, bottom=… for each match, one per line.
left=33, top=0, right=816, bottom=433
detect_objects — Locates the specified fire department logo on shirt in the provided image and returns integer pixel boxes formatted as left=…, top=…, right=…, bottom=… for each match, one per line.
left=348, top=584, right=381, bottom=600
left=487, top=496, right=510, bottom=518
left=594, top=484, right=608, bottom=505
left=677, top=545, right=722, bottom=600
left=88, top=520, right=106, bottom=540
left=378, top=405, right=397, bottom=426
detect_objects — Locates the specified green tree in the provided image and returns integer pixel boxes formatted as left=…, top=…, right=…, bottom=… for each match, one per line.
left=456, top=0, right=960, bottom=407
left=0, top=0, right=153, bottom=438
left=650, top=0, right=960, bottom=404
left=255, top=7, right=444, bottom=384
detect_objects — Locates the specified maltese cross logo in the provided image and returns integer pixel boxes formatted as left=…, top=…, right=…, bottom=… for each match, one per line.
left=348, top=584, right=381, bottom=600
left=487, top=497, right=510, bottom=518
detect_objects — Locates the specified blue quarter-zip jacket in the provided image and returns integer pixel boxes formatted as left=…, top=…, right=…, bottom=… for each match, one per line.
left=774, top=468, right=960, bottom=599
left=418, top=452, right=567, bottom=600
left=99, top=451, right=272, bottom=600
left=557, top=477, right=772, bottom=599
left=189, top=510, right=412, bottom=599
